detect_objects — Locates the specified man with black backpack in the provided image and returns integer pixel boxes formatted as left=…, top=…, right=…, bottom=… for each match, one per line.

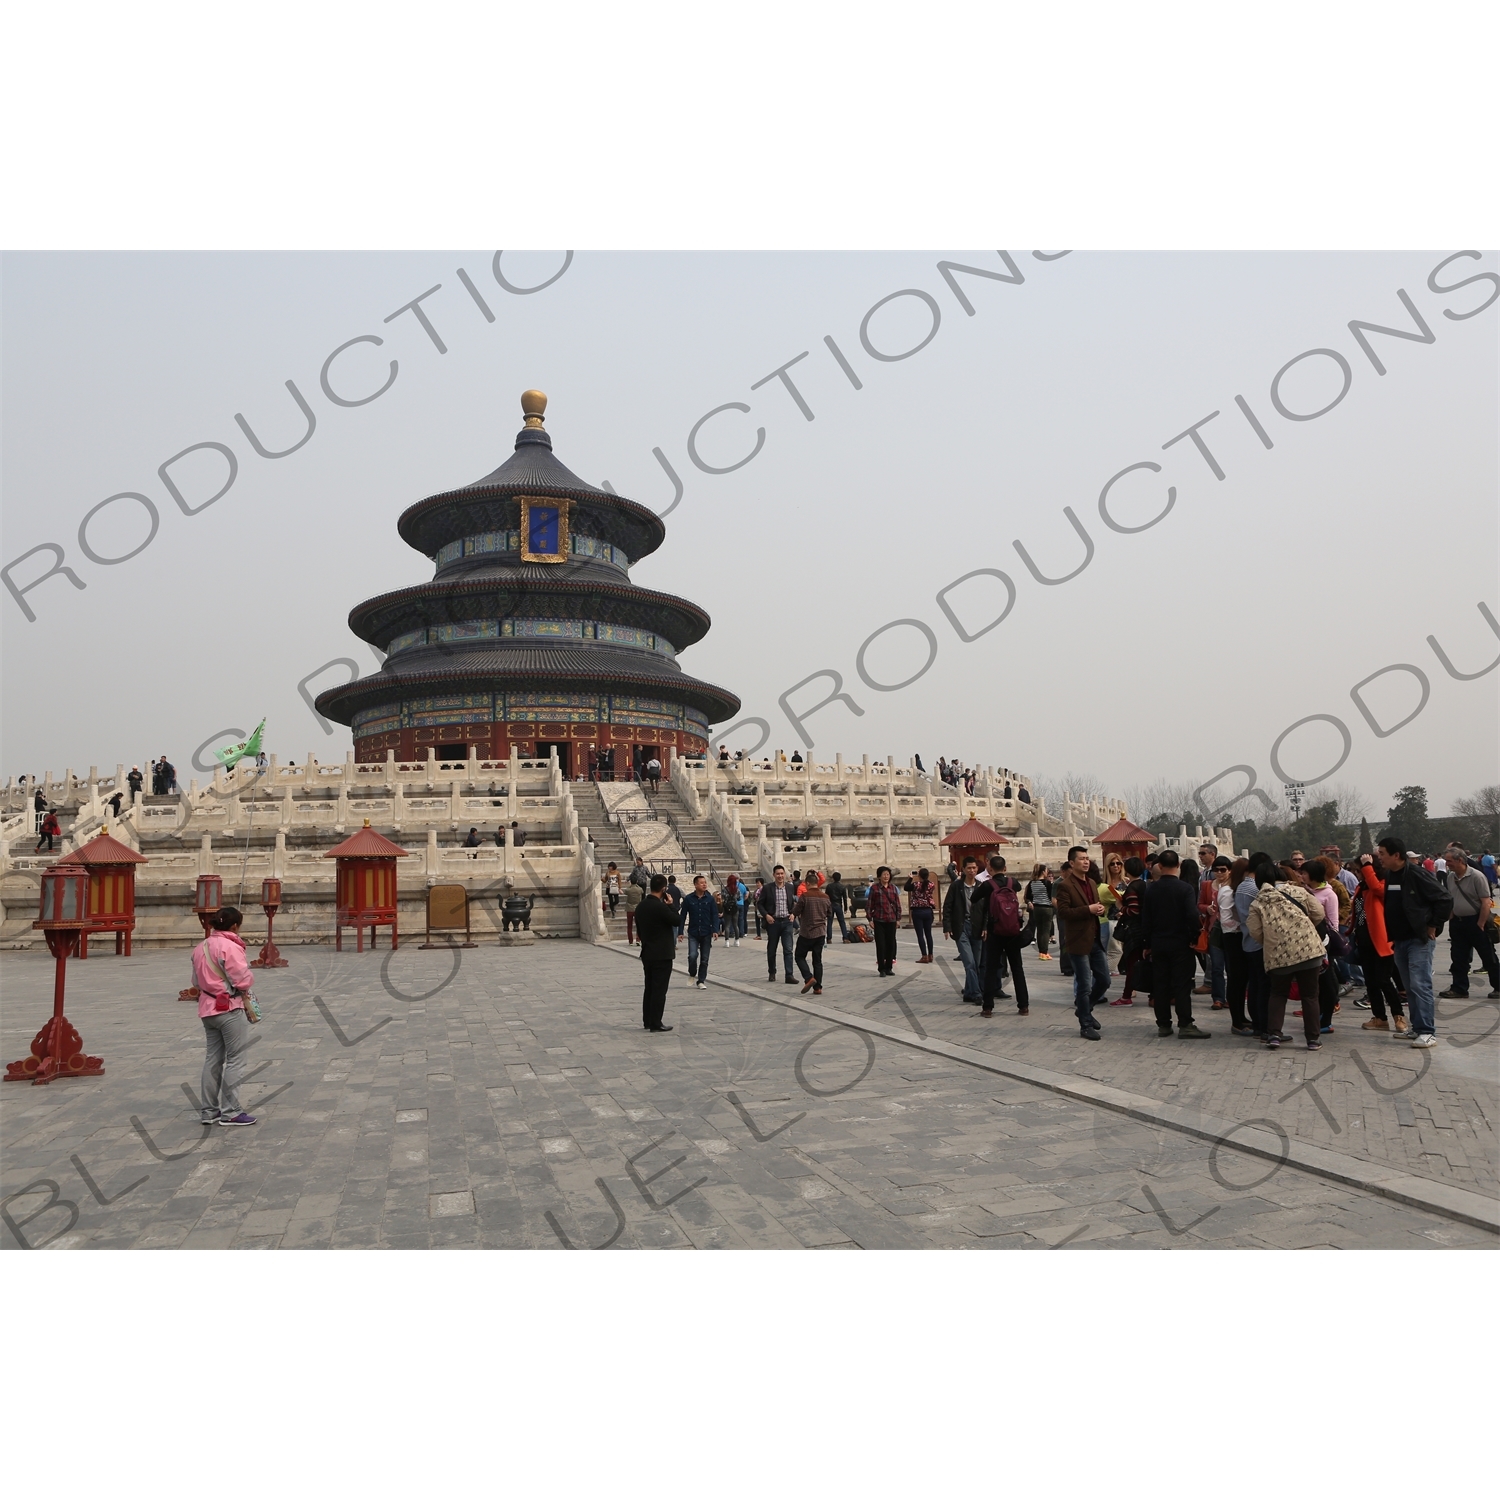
left=974, top=854, right=1028, bottom=1017
left=1141, top=851, right=1212, bottom=1038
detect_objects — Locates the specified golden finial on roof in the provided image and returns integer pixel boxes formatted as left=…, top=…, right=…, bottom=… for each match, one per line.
left=363, top=817, right=371, bottom=827
left=521, top=389, right=548, bottom=428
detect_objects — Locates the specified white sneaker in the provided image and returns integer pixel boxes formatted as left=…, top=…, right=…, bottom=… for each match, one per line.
left=1410, top=1033, right=1437, bottom=1047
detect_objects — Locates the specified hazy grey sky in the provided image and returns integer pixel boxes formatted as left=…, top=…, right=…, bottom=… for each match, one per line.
left=2, top=250, right=1495, bottom=812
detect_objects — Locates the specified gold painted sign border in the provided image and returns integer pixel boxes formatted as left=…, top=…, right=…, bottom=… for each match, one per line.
left=519, top=496, right=570, bottom=563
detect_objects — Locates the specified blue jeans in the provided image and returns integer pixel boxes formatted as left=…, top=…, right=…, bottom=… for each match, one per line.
left=727, top=907, right=746, bottom=938
left=1392, top=937, right=1436, bottom=1036
left=955, top=928, right=983, bottom=999
left=766, top=917, right=794, bottom=978
left=1071, top=937, right=1111, bottom=1028
left=686, top=932, right=713, bottom=980
left=911, top=907, right=934, bottom=957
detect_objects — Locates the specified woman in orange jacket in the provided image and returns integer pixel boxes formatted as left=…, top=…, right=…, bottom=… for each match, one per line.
left=1354, top=856, right=1407, bottom=1033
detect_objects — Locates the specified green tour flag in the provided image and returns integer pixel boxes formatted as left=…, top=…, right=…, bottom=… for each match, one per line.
left=214, top=720, right=266, bottom=770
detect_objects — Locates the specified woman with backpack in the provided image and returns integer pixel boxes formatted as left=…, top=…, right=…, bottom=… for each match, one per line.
left=1245, top=866, right=1330, bottom=1050
left=1026, top=865, right=1055, bottom=959
left=721, top=873, right=747, bottom=946
left=976, top=854, right=1030, bottom=1016
left=907, top=867, right=937, bottom=962
left=191, top=906, right=260, bottom=1126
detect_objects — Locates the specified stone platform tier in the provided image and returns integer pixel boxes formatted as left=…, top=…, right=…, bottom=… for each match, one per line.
left=1, top=748, right=609, bottom=951
left=668, top=754, right=1236, bottom=884
left=1, top=748, right=1236, bottom=950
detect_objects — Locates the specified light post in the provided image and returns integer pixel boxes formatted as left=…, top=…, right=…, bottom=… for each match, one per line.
left=178, top=872, right=224, bottom=1000
left=193, top=873, right=224, bottom=938
left=5, top=864, right=105, bottom=1084
left=251, top=877, right=289, bottom=968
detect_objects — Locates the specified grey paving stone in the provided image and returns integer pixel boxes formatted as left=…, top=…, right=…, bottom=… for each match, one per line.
left=3, top=942, right=1494, bottom=1252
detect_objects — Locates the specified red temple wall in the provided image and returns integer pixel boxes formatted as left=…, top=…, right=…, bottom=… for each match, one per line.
left=353, top=721, right=708, bottom=767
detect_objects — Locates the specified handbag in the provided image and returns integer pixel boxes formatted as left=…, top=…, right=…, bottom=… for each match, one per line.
left=210, top=951, right=261, bottom=1024
left=1191, top=915, right=1210, bottom=954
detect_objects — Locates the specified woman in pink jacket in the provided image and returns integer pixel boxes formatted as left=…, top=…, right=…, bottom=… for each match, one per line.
left=191, top=906, right=258, bottom=1126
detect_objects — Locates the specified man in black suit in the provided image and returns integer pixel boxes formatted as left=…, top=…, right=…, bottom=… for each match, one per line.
left=1141, top=850, right=1211, bottom=1038
left=635, top=873, right=677, bottom=1032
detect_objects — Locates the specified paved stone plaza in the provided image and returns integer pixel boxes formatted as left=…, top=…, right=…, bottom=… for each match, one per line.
left=1, top=936, right=1495, bottom=1249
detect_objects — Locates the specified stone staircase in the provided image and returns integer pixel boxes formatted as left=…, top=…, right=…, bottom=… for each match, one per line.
left=572, top=783, right=633, bottom=871
left=665, top=781, right=748, bottom=884
left=571, top=782, right=639, bottom=943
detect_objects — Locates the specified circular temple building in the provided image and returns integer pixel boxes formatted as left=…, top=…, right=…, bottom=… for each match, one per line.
left=315, top=391, right=739, bottom=777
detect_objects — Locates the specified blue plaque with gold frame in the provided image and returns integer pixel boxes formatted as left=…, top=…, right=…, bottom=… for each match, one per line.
left=520, top=497, right=569, bottom=563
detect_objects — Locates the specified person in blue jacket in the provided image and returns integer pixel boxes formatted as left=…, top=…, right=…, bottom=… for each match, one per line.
left=721, top=873, right=748, bottom=945
left=678, top=873, right=722, bottom=989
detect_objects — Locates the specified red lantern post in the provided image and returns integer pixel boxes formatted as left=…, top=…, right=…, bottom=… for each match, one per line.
left=250, top=877, right=289, bottom=968
left=5, top=864, right=105, bottom=1084
left=178, top=873, right=225, bottom=1000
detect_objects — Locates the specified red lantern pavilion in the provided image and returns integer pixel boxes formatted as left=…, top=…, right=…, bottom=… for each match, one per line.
left=1096, top=817, right=1158, bottom=868
left=939, top=817, right=1008, bottom=873
left=59, top=829, right=149, bottom=959
left=326, top=819, right=410, bottom=951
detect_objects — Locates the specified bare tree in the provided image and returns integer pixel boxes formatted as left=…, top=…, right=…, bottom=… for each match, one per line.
left=1326, top=780, right=1372, bottom=826
left=1452, top=784, right=1500, bottom=847
left=1119, top=777, right=1202, bottom=827
left=1452, top=784, right=1500, bottom=818
left=1033, top=771, right=1113, bottom=808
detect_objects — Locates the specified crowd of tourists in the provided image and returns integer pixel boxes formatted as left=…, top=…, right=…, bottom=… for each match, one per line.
left=931, top=756, right=1027, bottom=801
left=617, top=834, right=1496, bottom=1046
left=21, top=755, right=176, bottom=847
